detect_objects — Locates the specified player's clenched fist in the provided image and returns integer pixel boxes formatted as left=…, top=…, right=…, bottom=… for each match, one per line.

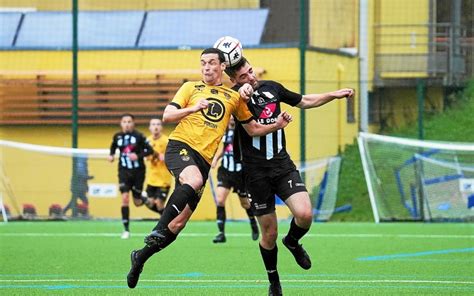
left=238, top=83, right=254, bottom=102
left=275, top=111, right=292, bottom=129
left=192, top=99, right=209, bottom=112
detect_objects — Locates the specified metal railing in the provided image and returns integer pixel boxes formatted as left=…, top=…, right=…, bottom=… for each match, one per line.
left=374, top=23, right=472, bottom=86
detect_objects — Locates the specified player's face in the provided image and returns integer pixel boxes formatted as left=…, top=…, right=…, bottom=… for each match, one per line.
left=120, top=116, right=134, bottom=132
left=232, top=62, right=258, bottom=88
left=149, top=119, right=162, bottom=136
left=200, top=53, right=226, bottom=85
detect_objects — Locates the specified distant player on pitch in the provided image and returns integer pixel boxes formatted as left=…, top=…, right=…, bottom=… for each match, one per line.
left=144, top=118, right=172, bottom=216
left=108, top=113, right=154, bottom=239
left=211, top=116, right=258, bottom=243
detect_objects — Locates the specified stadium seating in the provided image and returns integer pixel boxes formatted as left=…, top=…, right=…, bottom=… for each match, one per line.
left=1, top=9, right=268, bottom=49
left=0, top=12, right=22, bottom=47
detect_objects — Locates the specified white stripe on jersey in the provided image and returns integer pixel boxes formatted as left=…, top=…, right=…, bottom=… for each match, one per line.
left=266, top=133, right=273, bottom=160
left=277, top=129, right=283, bottom=154
left=253, top=136, right=260, bottom=150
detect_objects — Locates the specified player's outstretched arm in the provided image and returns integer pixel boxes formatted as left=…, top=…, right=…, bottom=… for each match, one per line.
left=162, top=99, right=209, bottom=123
left=242, top=111, right=292, bottom=136
left=297, top=88, right=355, bottom=109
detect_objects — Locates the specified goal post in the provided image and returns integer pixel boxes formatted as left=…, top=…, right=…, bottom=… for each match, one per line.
left=358, top=132, right=474, bottom=222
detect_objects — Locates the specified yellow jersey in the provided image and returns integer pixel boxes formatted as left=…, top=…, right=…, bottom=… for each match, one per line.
left=145, top=134, right=172, bottom=187
left=168, top=81, right=253, bottom=164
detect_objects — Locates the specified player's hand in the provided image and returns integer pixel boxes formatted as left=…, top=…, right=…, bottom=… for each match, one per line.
left=276, top=111, right=292, bottom=129
left=333, top=88, right=355, bottom=100
left=108, top=155, right=114, bottom=162
left=192, top=99, right=209, bottom=112
left=211, top=159, right=218, bottom=169
left=239, top=83, right=254, bottom=102
left=128, top=153, right=138, bottom=161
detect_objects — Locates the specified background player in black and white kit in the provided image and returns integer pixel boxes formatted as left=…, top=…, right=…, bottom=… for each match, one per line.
left=226, top=57, right=354, bottom=296
left=211, top=116, right=258, bottom=243
left=108, top=113, right=154, bottom=239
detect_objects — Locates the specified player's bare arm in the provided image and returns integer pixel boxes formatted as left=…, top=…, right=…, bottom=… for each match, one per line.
left=242, top=111, right=292, bottom=137
left=162, top=99, right=209, bottom=123
left=297, top=88, right=355, bottom=109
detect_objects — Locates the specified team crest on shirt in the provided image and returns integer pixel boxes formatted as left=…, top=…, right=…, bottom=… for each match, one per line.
left=223, top=92, right=231, bottom=100
left=180, top=148, right=190, bottom=161
left=210, top=89, right=218, bottom=95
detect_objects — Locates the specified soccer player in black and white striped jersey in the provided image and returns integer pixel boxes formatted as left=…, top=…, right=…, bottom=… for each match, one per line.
left=211, top=116, right=258, bottom=243
left=225, top=57, right=354, bottom=296
left=108, top=113, right=154, bottom=239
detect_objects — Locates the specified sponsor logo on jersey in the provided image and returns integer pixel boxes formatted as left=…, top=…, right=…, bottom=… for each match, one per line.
left=180, top=148, right=190, bottom=161
left=194, top=84, right=205, bottom=92
left=259, top=103, right=277, bottom=119
left=201, top=98, right=226, bottom=123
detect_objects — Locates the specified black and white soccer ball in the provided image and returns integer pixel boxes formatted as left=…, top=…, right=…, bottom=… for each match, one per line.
left=213, top=36, right=243, bottom=67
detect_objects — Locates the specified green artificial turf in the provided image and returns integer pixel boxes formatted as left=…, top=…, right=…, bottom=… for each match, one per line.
left=1, top=220, right=473, bottom=295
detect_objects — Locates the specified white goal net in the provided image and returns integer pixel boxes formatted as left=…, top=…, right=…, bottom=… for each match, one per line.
left=358, top=132, right=474, bottom=222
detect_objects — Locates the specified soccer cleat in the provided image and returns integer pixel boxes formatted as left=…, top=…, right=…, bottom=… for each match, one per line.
left=251, top=222, right=259, bottom=241
left=268, top=281, right=283, bottom=296
left=144, top=230, right=166, bottom=247
left=212, top=232, right=226, bottom=243
left=121, top=231, right=130, bottom=239
left=127, top=250, right=143, bottom=289
left=282, top=236, right=312, bottom=270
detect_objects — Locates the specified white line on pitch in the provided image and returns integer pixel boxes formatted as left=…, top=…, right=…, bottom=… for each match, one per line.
left=0, top=233, right=472, bottom=239
left=0, top=279, right=473, bottom=285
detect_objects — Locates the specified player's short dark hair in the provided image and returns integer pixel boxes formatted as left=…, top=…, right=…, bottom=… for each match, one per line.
left=121, top=113, right=135, bottom=120
left=201, top=47, right=226, bottom=64
left=224, top=57, right=248, bottom=78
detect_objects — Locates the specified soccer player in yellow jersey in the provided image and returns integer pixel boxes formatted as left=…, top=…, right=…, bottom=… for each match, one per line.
left=144, top=118, right=172, bottom=215
left=127, top=48, right=293, bottom=289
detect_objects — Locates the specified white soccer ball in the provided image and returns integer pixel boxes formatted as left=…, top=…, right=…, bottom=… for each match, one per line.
left=213, top=36, right=243, bottom=67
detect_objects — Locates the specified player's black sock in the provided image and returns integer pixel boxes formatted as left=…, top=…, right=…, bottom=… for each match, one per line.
left=216, top=206, right=226, bottom=233
left=285, top=217, right=310, bottom=247
left=121, top=206, right=130, bottom=231
left=154, top=184, right=195, bottom=230
left=136, top=227, right=177, bottom=264
left=246, top=208, right=256, bottom=224
left=259, top=244, right=280, bottom=284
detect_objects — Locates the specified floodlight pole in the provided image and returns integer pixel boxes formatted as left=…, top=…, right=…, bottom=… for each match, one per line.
left=72, top=0, right=79, bottom=149
left=299, top=0, right=307, bottom=166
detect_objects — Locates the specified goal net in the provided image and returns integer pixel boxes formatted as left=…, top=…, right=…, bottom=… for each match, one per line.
left=358, top=132, right=474, bottom=222
left=296, top=156, right=342, bottom=222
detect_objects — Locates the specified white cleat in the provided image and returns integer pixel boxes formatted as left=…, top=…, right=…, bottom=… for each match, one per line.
left=121, top=231, right=130, bottom=239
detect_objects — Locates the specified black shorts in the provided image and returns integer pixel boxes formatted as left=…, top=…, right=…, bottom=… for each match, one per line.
left=146, top=185, right=170, bottom=201
left=244, top=160, right=307, bottom=216
left=165, top=140, right=211, bottom=187
left=118, top=168, right=145, bottom=195
left=217, top=166, right=247, bottom=197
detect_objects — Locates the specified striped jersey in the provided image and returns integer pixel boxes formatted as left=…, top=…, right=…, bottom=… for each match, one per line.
left=220, top=127, right=242, bottom=172
left=234, top=80, right=302, bottom=167
left=109, top=130, right=153, bottom=170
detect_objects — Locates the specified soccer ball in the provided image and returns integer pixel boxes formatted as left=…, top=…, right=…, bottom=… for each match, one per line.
left=213, top=36, right=243, bottom=67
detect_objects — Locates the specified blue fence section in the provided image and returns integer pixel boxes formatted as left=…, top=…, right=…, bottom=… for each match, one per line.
left=15, top=11, right=144, bottom=48
left=1, top=9, right=268, bottom=49
left=0, top=12, right=22, bottom=47
left=139, top=9, right=268, bottom=47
